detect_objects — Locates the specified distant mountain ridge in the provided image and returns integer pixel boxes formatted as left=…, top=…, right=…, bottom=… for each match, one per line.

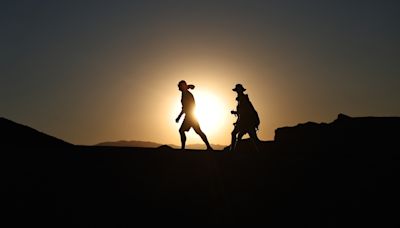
left=3, top=114, right=398, bottom=150
left=96, top=113, right=400, bottom=150
left=95, top=140, right=226, bottom=150
left=95, top=140, right=162, bottom=148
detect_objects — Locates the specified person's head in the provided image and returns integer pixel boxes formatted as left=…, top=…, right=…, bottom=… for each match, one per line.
left=232, top=84, right=246, bottom=94
left=178, top=80, right=195, bottom=91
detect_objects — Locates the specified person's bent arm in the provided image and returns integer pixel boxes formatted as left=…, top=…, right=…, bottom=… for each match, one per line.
left=176, top=110, right=184, bottom=123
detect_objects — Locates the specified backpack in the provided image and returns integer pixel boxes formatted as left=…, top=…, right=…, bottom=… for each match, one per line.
left=238, top=95, right=260, bottom=130
left=249, top=100, right=260, bottom=130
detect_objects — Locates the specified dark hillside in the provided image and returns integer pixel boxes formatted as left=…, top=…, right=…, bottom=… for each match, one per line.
left=4, top=114, right=400, bottom=226
left=0, top=117, right=71, bottom=147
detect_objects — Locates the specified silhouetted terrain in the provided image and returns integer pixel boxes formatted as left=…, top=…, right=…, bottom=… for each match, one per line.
left=95, top=140, right=226, bottom=150
left=4, top=114, right=400, bottom=226
left=0, top=117, right=72, bottom=147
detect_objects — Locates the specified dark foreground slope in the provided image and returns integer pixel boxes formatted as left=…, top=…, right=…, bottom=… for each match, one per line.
left=4, top=114, right=400, bottom=227
left=0, top=117, right=71, bottom=147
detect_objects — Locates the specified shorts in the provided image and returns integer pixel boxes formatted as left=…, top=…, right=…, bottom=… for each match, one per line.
left=180, top=114, right=200, bottom=132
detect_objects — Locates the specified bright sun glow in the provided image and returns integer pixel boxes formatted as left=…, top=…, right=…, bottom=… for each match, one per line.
left=193, top=91, right=226, bottom=135
left=171, top=89, right=232, bottom=145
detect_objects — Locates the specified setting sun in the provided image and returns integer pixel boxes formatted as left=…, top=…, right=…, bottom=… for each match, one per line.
left=170, top=86, right=233, bottom=145
left=194, top=91, right=226, bottom=135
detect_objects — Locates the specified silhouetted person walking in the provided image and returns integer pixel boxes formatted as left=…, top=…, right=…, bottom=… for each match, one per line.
left=175, top=80, right=213, bottom=150
left=230, top=84, right=260, bottom=151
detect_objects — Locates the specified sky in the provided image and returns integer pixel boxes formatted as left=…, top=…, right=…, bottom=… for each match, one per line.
left=1, top=0, right=400, bottom=146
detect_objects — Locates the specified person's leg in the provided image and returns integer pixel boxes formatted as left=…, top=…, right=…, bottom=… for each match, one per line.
left=179, top=128, right=186, bottom=150
left=237, top=131, right=245, bottom=141
left=248, top=129, right=260, bottom=142
left=233, top=131, right=246, bottom=150
left=179, top=119, right=189, bottom=150
left=248, top=129, right=260, bottom=152
left=230, top=126, right=240, bottom=151
left=193, top=125, right=212, bottom=150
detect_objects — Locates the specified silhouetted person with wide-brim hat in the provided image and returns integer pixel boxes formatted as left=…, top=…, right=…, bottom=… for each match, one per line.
left=230, top=84, right=260, bottom=151
left=232, top=84, right=247, bottom=92
left=175, top=80, right=213, bottom=150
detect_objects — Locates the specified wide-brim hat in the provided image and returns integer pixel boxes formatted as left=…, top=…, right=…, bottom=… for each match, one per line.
left=233, top=84, right=246, bottom=92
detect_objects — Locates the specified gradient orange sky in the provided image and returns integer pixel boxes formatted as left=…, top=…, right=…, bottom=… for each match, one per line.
left=1, top=1, right=400, bottom=146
